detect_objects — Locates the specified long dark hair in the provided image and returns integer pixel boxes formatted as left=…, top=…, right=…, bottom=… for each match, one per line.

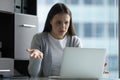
left=43, top=3, right=76, bottom=35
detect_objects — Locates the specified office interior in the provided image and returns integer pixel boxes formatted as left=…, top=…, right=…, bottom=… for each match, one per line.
left=0, top=0, right=119, bottom=79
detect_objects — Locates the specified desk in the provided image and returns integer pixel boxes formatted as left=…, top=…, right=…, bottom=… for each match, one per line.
left=1, top=77, right=119, bottom=80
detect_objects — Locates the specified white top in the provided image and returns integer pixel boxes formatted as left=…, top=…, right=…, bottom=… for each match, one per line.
left=48, top=33, right=67, bottom=75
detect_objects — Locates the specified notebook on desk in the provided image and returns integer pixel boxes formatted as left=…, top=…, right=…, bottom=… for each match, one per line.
left=59, top=47, right=106, bottom=79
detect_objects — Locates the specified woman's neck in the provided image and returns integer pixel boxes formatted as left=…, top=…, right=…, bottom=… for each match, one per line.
left=49, top=32, right=65, bottom=40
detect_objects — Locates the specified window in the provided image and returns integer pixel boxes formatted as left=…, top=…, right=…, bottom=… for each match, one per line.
left=45, top=0, right=54, bottom=4
left=71, top=0, right=79, bottom=4
left=108, top=23, right=115, bottom=38
left=94, top=0, right=103, bottom=5
left=108, top=0, right=116, bottom=6
left=83, top=0, right=104, bottom=5
left=116, top=23, right=118, bottom=37
left=108, top=0, right=118, bottom=6
left=83, top=23, right=92, bottom=37
left=84, top=0, right=92, bottom=5
left=63, top=0, right=79, bottom=5
left=95, top=23, right=104, bottom=37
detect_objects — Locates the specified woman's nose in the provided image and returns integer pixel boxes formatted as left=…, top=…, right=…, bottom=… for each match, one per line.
left=61, top=23, right=65, bottom=28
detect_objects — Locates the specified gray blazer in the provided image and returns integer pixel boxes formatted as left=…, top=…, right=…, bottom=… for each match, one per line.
left=28, top=32, right=82, bottom=77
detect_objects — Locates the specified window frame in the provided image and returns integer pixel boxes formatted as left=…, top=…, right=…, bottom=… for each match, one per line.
left=118, top=0, right=120, bottom=78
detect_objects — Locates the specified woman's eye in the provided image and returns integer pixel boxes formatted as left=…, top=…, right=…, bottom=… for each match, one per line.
left=65, top=21, right=68, bottom=24
left=57, top=21, right=61, bottom=25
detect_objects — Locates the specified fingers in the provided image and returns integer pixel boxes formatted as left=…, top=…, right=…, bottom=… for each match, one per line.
left=104, top=63, right=107, bottom=67
left=30, top=52, right=43, bottom=59
left=26, top=49, right=43, bottom=59
left=103, top=62, right=109, bottom=74
left=26, top=49, right=34, bottom=53
left=103, top=71, right=109, bottom=74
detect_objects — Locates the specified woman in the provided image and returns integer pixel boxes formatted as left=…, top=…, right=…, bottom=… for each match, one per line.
left=27, top=2, right=82, bottom=77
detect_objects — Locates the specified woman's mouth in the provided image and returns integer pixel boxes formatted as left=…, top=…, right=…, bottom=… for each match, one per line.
left=59, top=31, right=65, bottom=33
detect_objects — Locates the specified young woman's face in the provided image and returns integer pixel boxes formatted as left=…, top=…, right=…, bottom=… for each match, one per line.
left=50, top=13, right=70, bottom=39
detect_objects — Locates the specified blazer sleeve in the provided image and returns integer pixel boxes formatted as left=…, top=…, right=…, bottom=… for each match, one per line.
left=72, top=36, right=83, bottom=48
left=28, top=33, right=43, bottom=77
left=28, top=58, right=42, bottom=77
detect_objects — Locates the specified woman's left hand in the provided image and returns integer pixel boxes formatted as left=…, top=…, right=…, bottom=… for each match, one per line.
left=103, top=63, right=109, bottom=74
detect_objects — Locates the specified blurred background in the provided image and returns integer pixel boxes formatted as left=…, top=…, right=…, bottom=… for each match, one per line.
left=37, top=0, right=118, bottom=78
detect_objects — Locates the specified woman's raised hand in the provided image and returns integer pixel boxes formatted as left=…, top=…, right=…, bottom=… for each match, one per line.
left=26, top=49, right=43, bottom=59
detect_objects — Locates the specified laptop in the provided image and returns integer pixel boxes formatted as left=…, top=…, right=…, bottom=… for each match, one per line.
left=59, top=47, right=106, bottom=79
